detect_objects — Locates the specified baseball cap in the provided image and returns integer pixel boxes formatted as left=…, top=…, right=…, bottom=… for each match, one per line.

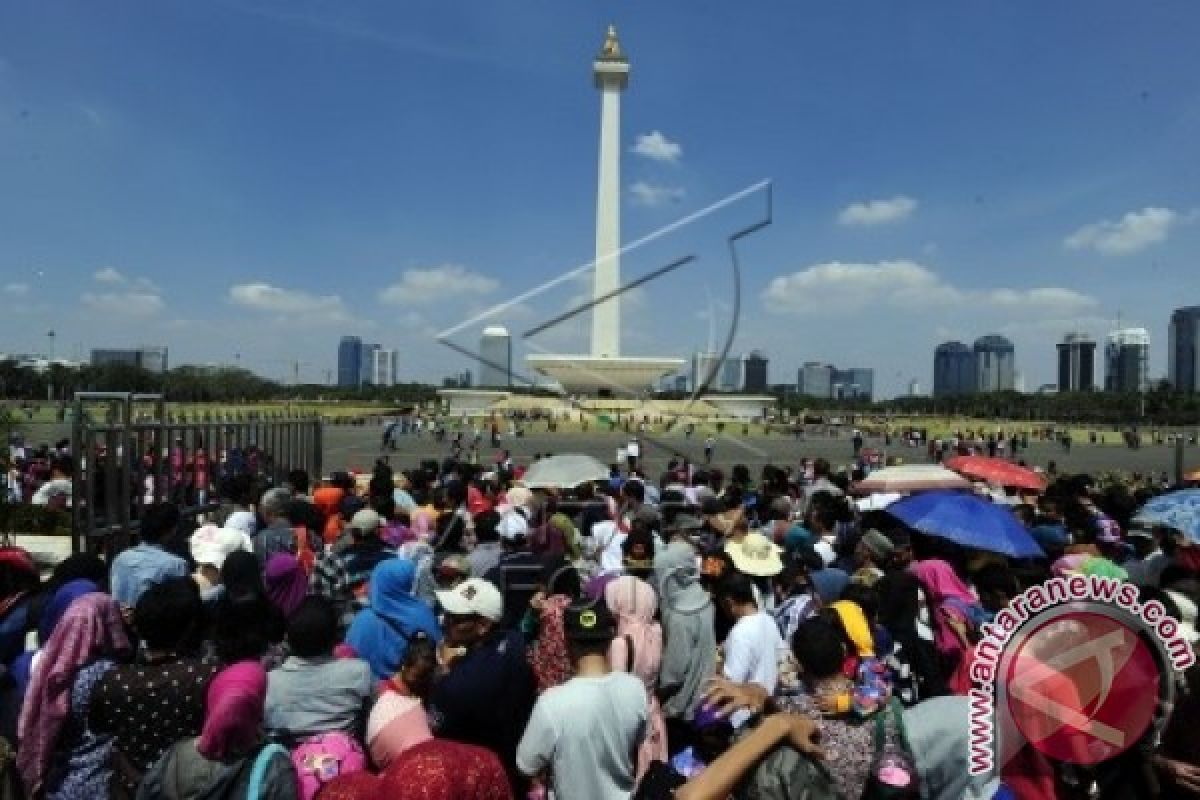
left=436, top=578, right=504, bottom=622
left=189, top=524, right=252, bottom=569
left=564, top=603, right=617, bottom=642
left=349, top=509, right=383, bottom=535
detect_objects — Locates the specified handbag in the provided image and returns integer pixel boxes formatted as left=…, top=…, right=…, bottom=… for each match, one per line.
left=860, top=698, right=919, bottom=799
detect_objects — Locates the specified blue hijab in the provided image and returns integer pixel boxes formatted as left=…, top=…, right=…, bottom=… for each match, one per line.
left=38, top=579, right=100, bottom=646
left=345, top=558, right=441, bottom=680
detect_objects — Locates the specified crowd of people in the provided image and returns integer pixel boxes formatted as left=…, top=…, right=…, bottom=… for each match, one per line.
left=0, top=447, right=1198, bottom=800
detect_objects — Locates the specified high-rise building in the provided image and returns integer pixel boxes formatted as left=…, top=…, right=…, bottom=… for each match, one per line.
left=337, top=336, right=362, bottom=387
left=833, top=368, right=875, bottom=401
left=90, top=346, right=169, bottom=374
left=1169, top=306, right=1200, bottom=393
left=1056, top=333, right=1096, bottom=392
left=479, top=326, right=512, bottom=387
left=1105, top=328, right=1150, bottom=393
left=360, top=343, right=381, bottom=385
left=933, top=341, right=975, bottom=397
left=974, top=335, right=1016, bottom=393
left=798, top=362, right=834, bottom=398
left=718, top=357, right=744, bottom=392
left=743, top=351, right=768, bottom=393
left=370, top=348, right=399, bottom=387
left=691, top=351, right=721, bottom=391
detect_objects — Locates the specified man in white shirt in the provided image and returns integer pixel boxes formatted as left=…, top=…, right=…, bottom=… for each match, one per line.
left=715, top=571, right=785, bottom=701
left=517, top=604, right=647, bottom=800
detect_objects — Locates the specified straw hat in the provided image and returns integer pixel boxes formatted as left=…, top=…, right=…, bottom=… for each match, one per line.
left=724, top=532, right=784, bottom=578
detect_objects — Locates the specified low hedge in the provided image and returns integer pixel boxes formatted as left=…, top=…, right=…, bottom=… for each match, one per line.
left=0, top=503, right=71, bottom=536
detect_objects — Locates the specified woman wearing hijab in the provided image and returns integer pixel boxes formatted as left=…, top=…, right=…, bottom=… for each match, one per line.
left=874, top=571, right=947, bottom=706
left=9, top=578, right=99, bottom=713
left=263, top=554, right=308, bottom=619
left=367, top=633, right=436, bottom=769
left=0, top=549, right=41, bottom=666
left=604, top=575, right=669, bottom=780
left=344, top=559, right=442, bottom=681
left=910, top=558, right=981, bottom=669
left=526, top=560, right=580, bottom=694
left=138, top=661, right=297, bottom=800
left=17, top=593, right=133, bottom=799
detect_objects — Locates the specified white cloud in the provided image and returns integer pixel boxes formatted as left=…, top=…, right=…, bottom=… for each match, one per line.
left=228, top=283, right=348, bottom=320
left=2, top=283, right=29, bottom=296
left=81, top=291, right=164, bottom=316
left=380, top=265, right=498, bottom=306
left=630, top=181, right=685, bottom=208
left=631, top=131, right=682, bottom=163
left=762, top=260, right=1098, bottom=317
left=94, top=267, right=126, bottom=284
left=1064, top=206, right=1180, bottom=255
left=837, top=195, right=918, bottom=226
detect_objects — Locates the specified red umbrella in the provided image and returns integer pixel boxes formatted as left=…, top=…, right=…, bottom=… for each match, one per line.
left=945, top=455, right=1047, bottom=492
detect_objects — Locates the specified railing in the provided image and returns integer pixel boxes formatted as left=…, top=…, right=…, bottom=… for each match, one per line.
left=70, top=393, right=322, bottom=556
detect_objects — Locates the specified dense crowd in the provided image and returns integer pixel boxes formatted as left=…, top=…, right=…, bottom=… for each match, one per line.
left=1, top=446, right=1198, bottom=800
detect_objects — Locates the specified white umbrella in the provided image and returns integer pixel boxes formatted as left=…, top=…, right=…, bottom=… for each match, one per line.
left=851, top=465, right=972, bottom=495
left=855, top=492, right=902, bottom=512
left=520, top=453, right=610, bottom=489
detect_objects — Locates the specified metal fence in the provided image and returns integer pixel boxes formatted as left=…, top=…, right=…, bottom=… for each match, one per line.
left=70, top=392, right=322, bottom=556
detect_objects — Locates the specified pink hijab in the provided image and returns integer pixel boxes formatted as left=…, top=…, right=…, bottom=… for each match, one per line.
left=198, top=661, right=268, bottom=760
left=604, top=576, right=662, bottom=690
left=910, top=559, right=976, bottom=606
left=18, top=593, right=132, bottom=796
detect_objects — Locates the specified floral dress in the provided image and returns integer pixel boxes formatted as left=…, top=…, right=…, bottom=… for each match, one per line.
left=43, top=659, right=117, bottom=800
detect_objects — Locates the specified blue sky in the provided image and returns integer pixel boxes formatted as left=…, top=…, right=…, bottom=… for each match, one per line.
left=2, top=1, right=1199, bottom=396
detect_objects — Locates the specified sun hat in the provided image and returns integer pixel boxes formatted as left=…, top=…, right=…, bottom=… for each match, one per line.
left=189, top=525, right=252, bottom=569
left=724, top=532, right=784, bottom=578
left=435, top=578, right=504, bottom=622
left=1164, top=590, right=1199, bottom=643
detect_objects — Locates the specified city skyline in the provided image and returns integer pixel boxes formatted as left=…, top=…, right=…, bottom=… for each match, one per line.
left=3, top=4, right=1200, bottom=395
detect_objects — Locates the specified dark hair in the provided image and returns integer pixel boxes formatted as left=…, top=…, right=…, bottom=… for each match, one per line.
left=287, top=469, right=310, bottom=495
left=140, top=502, right=180, bottom=543
left=543, top=556, right=581, bottom=599
left=714, top=571, right=757, bottom=606
left=214, top=593, right=273, bottom=664
left=284, top=498, right=323, bottom=533
left=50, top=455, right=74, bottom=477
left=49, top=553, right=108, bottom=592
left=875, top=571, right=921, bottom=635
left=220, top=551, right=266, bottom=601
left=135, top=577, right=203, bottom=651
left=623, top=481, right=645, bottom=504
left=286, top=596, right=339, bottom=658
left=791, top=617, right=845, bottom=679
left=474, top=510, right=501, bottom=544
left=435, top=511, right=468, bottom=554
left=220, top=474, right=257, bottom=506
left=840, top=583, right=879, bottom=622
left=973, top=564, right=1019, bottom=602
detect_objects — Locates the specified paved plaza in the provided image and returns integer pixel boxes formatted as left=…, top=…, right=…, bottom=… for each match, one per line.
left=322, top=423, right=1196, bottom=480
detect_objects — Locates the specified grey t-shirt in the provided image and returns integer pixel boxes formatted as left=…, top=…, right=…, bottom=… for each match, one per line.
left=264, top=656, right=374, bottom=740
left=516, top=672, right=648, bottom=800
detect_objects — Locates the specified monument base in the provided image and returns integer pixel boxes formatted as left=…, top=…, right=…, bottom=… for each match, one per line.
left=526, top=354, right=685, bottom=395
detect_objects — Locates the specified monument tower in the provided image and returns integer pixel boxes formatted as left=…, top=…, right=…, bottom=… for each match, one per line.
left=526, top=25, right=684, bottom=393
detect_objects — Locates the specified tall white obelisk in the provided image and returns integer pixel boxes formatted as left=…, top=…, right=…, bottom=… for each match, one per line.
left=591, top=25, right=628, bottom=359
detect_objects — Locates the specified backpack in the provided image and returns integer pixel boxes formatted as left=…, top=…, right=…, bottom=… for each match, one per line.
left=290, top=732, right=366, bottom=800
left=245, top=743, right=289, bottom=800
left=860, top=698, right=920, bottom=800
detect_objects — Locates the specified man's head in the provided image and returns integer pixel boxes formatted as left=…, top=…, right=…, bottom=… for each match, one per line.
left=812, top=458, right=832, bottom=479
left=973, top=563, right=1019, bottom=614
left=791, top=616, right=846, bottom=681
left=135, top=577, right=203, bottom=653
left=140, top=502, right=180, bottom=544
left=259, top=487, right=292, bottom=524
left=49, top=455, right=73, bottom=479
left=497, top=510, right=530, bottom=551
left=474, top=510, right=501, bottom=544
left=286, top=596, right=339, bottom=658
left=436, top=578, right=504, bottom=648
left=348, top=509, right=383, bottom=541
left=564, top=602, right=618, bottom=664
left=286, top=469, right=310, bottom=496
left=713, top=570, right=758, bottom=620
left=855, top=529, right=895, bottom=569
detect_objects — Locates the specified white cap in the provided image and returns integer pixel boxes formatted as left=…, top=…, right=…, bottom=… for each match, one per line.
left=349, top=509, right=383, bottom=535
left=497, top=510, right=529, bottom=540
left=189, top=524, right=252, bottom=569
left=814, top=540, right=837, bottom=567
left=436, top=578, right=504, bottom=622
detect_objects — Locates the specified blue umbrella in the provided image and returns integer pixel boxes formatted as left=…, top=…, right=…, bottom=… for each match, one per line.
left=1134, top=489, right=1200, bottom=543
left=887, top=490, right=1045, bottom=559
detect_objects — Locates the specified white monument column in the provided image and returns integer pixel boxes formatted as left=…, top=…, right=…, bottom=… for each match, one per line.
left=591, top=25, right=629, bottom=359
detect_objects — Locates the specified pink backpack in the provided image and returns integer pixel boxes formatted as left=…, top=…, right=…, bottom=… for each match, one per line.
left=291, top=732, right=367, bottom=800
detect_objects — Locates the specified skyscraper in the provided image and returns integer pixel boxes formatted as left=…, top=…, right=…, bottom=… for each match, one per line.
left=833, top=368, right=875, bottom=401
left=798, top=363, right=834, bottom=398
left=718, top=357, right=744, bottom=391
left=479, top=326, right=512, bottom=387
left=1056, top=333, right=1096, bottom=392
left=370, top=349, right=399, bottom=387
left=743, top=351, right=768, bottom=393
left=1105, top=328, right=1150, bottom=393
left=974, top=335, right=1016, bottom=393
left=933, top=341, right=975, bottom=397
left=1169, top=306, right=1200, bottom=393
left=337, top=336, right=362, bottom=387
left=360, top=343, right=381, bottom=385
